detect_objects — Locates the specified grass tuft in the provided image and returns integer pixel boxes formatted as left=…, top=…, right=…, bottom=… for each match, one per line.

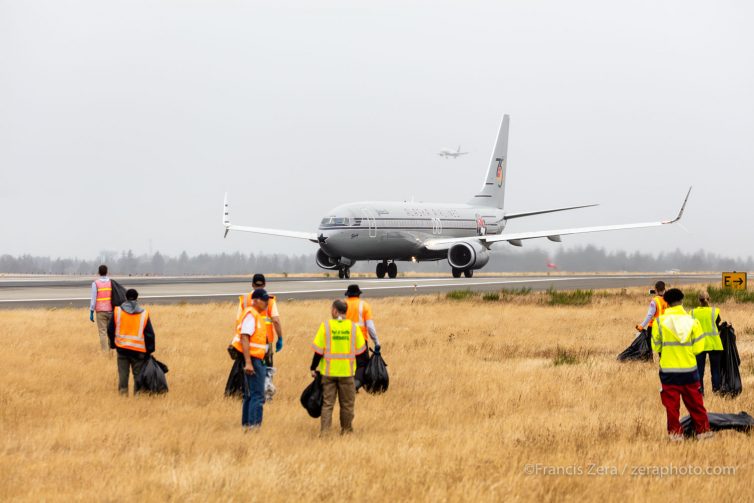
left=546, top=288, right=593, bottom=306
left=552, top=346, right=581, bottom=366
left=446, top=289, right=476, bottom=300
left=482, top=292, right=500, bottom=302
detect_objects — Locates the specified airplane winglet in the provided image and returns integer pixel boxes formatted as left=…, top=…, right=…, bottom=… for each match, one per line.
left=663, top=186, right=692, bottom=224
left=223, top=193, right=231, bottom=238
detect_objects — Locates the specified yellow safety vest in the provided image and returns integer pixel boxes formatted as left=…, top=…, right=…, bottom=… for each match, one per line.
left=651, top=305, right=705, bottom=373
left=690, top=306, right=723, bottom=352
left=312, top=319, right=367, bottom=377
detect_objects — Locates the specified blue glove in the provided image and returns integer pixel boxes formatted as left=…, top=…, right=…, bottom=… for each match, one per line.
left=89, top=310, right=95, bottom=322
left=275, top=337, right=283, bottom=353
left=374, top=344, right=381, bottom=353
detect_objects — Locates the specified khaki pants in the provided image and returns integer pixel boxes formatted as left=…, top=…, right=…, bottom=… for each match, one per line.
left=321, top=376, right=356, bottom=434
left=96, top=311, right=113, bottom=352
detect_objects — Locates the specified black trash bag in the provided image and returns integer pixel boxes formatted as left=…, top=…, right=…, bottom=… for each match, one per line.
left=224, top=357, right=247, bottom=398
left=354, top=366, right=366, bottom=391
left=719, top=324, right=742, bottom=398
left=363, top=348, right=389, bottom=394
left=681, top=411, right=754, bottom=437
left=300, top=374, right=323, bottom=418
left=617, top=330, right=653, bottom=362
left=110, top=280, right=128, bottom=308
left=136, top=355, right=169, bottom=394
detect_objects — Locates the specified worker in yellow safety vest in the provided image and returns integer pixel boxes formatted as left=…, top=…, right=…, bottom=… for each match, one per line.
left=231, top=288, right=270, bottom=430
left=311, top=299, right=369, bottom=434
left=690, top=290, right=726, bottom=395
left=651, top=288, right=711, bottom=440
left=106, top=288, right=156, bottom=395
left=237, top=273, right=283, bottom=365
left=636, top=280, right=668, bottom=335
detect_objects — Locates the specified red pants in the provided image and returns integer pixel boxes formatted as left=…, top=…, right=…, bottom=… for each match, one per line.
left=660, top=382, right=710, bottom=435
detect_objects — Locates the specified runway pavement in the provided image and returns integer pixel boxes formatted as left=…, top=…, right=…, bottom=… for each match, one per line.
left=0, top=273, right=719, bottom=309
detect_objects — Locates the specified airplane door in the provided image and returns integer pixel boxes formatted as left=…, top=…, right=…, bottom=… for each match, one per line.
left=361, top=208, right=377, bottom=238
left=431, top=217, right=442, bottom=235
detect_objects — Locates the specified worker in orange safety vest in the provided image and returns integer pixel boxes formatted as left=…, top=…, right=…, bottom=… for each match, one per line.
left=89, top=264, right=114, bottom=353
left=232, top=288, right=270, bottom=430
left=107, top=288, right=156, bottom=395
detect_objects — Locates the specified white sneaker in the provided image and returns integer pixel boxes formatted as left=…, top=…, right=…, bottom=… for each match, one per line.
left=696, top=431, right=714, bottom=440
left=668, top=433, right=685, bottom=442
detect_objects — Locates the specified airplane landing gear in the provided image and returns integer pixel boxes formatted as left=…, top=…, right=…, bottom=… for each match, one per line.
left=464, top=269, right=473, bottom=278
left=452, top=267, right=462, bottom=278
left=376, top=262, right=387, bottom=279
left=387, top=262, right=398, bottom=279
left=338, top=266, right=351, bottom=279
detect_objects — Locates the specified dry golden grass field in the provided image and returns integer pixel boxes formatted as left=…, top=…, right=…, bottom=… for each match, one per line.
left=2, top=286, right=753, bottom=502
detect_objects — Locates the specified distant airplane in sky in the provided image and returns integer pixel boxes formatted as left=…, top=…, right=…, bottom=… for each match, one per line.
left=437, top=145, right=468, bottom=159
left=224, top=115, right=691, bottom=279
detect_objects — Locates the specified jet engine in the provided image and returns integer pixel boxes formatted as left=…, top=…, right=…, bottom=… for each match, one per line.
left=447, top=241, right=490, bottom=270
left=315, top=249, right=340, bottom=270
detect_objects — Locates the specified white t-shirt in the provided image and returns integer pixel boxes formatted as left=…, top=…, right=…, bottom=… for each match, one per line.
left=240, top=313, right=256, bottom=336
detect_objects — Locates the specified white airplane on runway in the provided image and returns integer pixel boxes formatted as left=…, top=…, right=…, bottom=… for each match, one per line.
left=437, top=145, right=468, bottom=159
left=224, top=115, right=691, bottom=279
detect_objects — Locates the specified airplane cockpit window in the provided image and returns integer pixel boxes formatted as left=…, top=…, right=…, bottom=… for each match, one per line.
left=320, top=216, right=350, bottom=227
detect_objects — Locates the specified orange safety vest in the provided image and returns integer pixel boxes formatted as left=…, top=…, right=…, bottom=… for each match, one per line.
left=94, top=279, right=113, bottom=312
left=237, top=293, right=276, bottom=343
left=647, top=296, right=668, bottom=327
left=113, top=306, right=149, bottom=353
left=231, top=307, right=268, bottom=359
left=345, top=297, right=369, bottom=341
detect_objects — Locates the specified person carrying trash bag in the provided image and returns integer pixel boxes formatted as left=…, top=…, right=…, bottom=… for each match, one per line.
left=651, top=288, right=712, bottom=441
left=230, top=289, right=270, bottom=431
left=344, top=284, right=380, bottom=390
left=107, top=289, right=156, bottom=396
left=690, top=290, right=726, bottom=395
left=310, top=300, right=369, bottom=434
left=236, top=274, right=284, bottom=366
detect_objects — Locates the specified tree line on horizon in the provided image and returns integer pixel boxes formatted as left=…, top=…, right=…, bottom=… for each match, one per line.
left=1, top=246, right=751, bottom=275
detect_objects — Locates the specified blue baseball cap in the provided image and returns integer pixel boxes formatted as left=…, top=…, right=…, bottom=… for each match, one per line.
left=251, top=289, right=270, bottom=301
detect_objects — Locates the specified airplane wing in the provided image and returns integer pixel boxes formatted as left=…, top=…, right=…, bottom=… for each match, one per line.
left=424, top=187, right=691, bottom=251
left=223, top=194, right=319, bottom=243
left=504, top=203, right=598, bottom=220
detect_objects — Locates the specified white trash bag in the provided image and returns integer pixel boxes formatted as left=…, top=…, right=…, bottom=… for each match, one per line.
left=264, top=366, right=277, bottom=401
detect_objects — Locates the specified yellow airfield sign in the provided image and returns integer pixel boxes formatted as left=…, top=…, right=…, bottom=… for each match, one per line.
left=722, top=272, right=747, bottom=290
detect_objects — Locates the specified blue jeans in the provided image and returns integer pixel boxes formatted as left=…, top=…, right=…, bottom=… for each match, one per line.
left=696, top=351, right=722, bottom=395
left=242, top=358, right=266, bottom=427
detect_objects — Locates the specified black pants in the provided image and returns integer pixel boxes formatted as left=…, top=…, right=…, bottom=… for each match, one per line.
left=117, top=352, right=147, bottom=395
left=696, top=351, right=722, bottom=395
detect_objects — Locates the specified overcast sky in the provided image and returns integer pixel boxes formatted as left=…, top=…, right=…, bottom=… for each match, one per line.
left=2, top=0, right=753, bottom=262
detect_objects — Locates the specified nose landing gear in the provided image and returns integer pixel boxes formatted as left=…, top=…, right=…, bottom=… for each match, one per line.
left=338, top=266, right=351, bottom=279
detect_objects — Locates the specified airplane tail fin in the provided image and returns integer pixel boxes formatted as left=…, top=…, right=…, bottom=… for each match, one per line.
left=468, top=114, right=509, bottom=209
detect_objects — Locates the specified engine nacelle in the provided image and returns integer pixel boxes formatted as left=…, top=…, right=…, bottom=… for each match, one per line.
left=315, top=249, right=340, bottom=270
left=447, top=241, right=490, bottom=270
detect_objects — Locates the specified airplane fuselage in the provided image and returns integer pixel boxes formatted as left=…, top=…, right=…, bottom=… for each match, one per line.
left=318, top=201, right=505, bottom=262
